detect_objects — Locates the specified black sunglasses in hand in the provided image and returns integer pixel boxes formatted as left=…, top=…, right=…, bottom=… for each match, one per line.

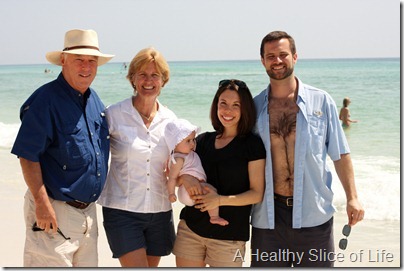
left=32, top=222, right=71, bottom=240
left=338, top=224, right=351, bottom=250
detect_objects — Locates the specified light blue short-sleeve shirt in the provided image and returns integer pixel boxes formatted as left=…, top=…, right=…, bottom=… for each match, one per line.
left=251, top=77, right=350, bottom=229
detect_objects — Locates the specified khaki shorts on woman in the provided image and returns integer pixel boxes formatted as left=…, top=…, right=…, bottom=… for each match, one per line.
left=173, top=220, right=246, bottom=267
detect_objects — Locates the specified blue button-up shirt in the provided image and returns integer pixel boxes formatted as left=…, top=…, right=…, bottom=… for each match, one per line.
left=11, top=73, right=110, bottom=202
left=251, top=77, right=350, bottom=229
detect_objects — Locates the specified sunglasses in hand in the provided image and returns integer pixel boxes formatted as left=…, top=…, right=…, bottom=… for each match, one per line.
left=338, top=224, right=351, bottom=250
left=32, top=222, right=71, bottom=240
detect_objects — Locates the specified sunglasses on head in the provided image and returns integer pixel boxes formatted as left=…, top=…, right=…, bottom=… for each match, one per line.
left=32, top=222, right=71, bottom=240
left=218, top=79, right=247, bottom=88
left=338, top=224, right=351, bottom=250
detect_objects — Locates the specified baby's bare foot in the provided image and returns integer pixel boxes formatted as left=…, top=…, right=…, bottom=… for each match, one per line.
left=210, top=216, right=229, bottom=226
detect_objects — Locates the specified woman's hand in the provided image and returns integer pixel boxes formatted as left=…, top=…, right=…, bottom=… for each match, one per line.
left=179, top=174, right=204, bottom=196
left=193, top=186, right=220, bottom=212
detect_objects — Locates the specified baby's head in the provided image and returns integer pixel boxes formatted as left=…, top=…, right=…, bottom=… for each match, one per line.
left=175, top=130, right=196, bottom=154
left=165, top=119, right=200, bottom=157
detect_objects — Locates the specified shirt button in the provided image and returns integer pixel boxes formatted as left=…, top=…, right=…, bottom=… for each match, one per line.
left=93, top=194, right=97, bottom=197
left=97, top=152, right=100, bottom=156
left=63, top=165, right=67, bottom=170
left=147, top=173, right=150, bottom=176
left=97, top=172, right=101, bottom=176
left=147, top=188, right=150, bottom=191
left=107, top=135, right=110, bottom=139
left=147, top=159, right=150, bottom=162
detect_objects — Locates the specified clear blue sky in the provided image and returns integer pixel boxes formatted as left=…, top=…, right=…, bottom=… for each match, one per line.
left=0, top=0, right=400, bottom=65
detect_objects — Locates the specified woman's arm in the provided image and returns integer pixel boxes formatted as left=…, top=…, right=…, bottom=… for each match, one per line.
left=178, top=174, right=205, bottom=196
left=193, top=158, right=265, bottom=211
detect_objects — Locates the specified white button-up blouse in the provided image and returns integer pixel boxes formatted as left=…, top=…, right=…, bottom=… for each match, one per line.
left=98, top=97, right=177, bottom=213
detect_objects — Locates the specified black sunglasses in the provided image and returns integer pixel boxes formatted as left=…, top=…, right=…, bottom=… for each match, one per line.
left=218, top=79, right=247, bottom=88
left=32, top=222, right=71, bottom=240
left=338, top=224, right=351, bottom=250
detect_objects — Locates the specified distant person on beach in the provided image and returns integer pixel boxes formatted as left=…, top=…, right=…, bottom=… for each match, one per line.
left=339, top=97, right=358, bottom=128
left=11, top=29, right=114, bottom=267
left=250, top=31, right=365, bottom=267
left=165, top=118, right=228, bottom=226
left=97, top=47, right=176, bottom=267
left=172, top=79, right=266, bottom=267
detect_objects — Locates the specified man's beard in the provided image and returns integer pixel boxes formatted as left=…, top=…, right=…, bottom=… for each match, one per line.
left=267, top=66, right=294, bottom=80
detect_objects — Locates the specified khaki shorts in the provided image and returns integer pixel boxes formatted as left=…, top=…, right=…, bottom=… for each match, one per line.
left=173, top=220, right=246, bottom=267
left=23, top=190, right=98, bottom=267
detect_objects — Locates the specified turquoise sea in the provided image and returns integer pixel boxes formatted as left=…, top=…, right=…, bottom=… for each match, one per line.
left=0, top=58, right=400, bottom=221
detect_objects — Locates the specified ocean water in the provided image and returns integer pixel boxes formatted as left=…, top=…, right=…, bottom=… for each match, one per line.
left=0, top=58, right=400, bottom=221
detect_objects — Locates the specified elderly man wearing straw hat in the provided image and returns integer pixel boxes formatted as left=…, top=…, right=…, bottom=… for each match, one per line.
left=11, top=29, right=114, bottom=267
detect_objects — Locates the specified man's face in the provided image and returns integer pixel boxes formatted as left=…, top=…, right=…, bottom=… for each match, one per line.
left=61, top=53, right=98, bottom=94
left=261, top=38, right=297, bottom=81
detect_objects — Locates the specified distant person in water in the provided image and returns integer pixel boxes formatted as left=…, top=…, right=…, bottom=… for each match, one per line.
left=339, top=97, right=358, bottom=128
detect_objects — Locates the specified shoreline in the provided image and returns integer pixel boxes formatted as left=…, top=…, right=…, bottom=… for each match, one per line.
left=0, top=148, right=400, bottom=267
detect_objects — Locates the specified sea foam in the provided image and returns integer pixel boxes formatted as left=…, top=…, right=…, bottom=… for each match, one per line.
left=0, top=122, right=19, bottom=149
left=331, top=156, right=400, bottom=221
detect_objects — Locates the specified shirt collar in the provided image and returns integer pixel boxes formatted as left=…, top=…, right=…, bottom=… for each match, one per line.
left=57, top=73, right=91, bottom=108
left=121, top=97, right=171, bottom=120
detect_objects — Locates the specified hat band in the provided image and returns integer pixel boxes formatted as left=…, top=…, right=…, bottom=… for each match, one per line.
left=63, top=45, right=100, bottom=52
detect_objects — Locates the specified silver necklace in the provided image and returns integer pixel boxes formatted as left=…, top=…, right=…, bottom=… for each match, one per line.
left=138, top=111, right=153, bottom=121
left=132, top=96, right=156, bottom=122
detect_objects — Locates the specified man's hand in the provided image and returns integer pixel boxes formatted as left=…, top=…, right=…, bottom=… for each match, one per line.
left=346, top=198, right=364, bottom=226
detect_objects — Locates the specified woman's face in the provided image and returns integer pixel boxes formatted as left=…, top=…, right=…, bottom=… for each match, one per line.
left=132, top=62, right=163, bottom=98
left=217, top=89, right=241, bottom=130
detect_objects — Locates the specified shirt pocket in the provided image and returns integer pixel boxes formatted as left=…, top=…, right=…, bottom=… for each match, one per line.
left=60, top=121, right=91, bottom=168
left=308, top=115, right=326, bottom=155
left=94, top=117, right=110, bottom=149
left=115, top=125, right=137, bottom=143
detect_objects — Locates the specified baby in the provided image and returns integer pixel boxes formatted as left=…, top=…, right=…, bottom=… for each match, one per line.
left=165, top=118, right=228, bottom=226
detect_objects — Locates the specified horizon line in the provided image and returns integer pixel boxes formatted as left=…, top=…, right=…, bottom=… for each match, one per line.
left=0, top=56, right=399, bottom=67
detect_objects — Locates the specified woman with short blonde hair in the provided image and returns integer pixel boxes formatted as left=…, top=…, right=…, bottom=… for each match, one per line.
left=98, top=47, right=177, bottom=267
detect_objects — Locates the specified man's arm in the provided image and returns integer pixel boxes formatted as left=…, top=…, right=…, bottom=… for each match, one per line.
left=20, top=157, right=57, bottom=233
left=333, top=153, right=364, bottom=226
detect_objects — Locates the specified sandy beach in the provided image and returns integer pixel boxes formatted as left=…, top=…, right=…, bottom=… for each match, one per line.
left=0, top=148, right=400, bottom=268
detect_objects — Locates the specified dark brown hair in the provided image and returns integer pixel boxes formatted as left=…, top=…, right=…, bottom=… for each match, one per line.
left=260, top=31, right=296, bottom=58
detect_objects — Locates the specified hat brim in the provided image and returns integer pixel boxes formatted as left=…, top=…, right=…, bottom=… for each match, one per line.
left=46, top=49, right=114, bottom=66
left=169, top=125, right=201, bottom=152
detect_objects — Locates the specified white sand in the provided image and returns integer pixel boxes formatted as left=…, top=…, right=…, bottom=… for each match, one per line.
left=0, top=149, right=400, bottom=267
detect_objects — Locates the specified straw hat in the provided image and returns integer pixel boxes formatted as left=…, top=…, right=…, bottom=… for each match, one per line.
left=165, top=119, right=200, bottom=164
left=46, top=29, right=114, bottom=66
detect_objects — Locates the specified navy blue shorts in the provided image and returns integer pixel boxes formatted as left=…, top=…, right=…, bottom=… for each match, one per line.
left=102, top=207, right=175, bottom=258
left=251, top=199, right=334, bottom=267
